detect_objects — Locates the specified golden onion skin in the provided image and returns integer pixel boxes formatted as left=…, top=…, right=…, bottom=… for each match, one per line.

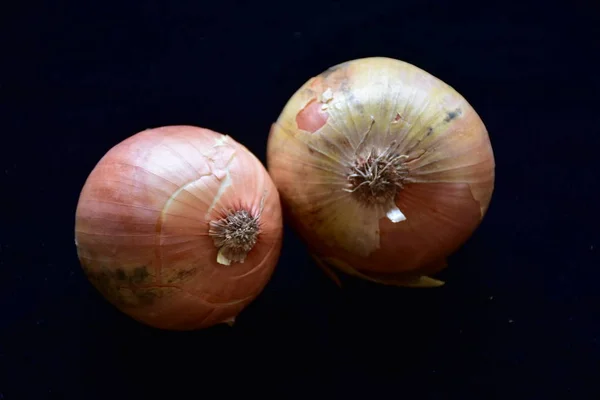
left=267, top=57, right=495, bottom=286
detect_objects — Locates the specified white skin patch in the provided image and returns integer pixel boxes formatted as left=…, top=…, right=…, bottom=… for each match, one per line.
left=386, top=205, right=406, bottom=223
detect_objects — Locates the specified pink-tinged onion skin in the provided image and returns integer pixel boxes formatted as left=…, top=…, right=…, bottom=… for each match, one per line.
left=267, top=57, right=495, bottom=286
left=75, top=125, right=283, bottom=329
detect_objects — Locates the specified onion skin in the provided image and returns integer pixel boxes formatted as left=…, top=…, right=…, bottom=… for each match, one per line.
left=75, top=126, right=283, bottom=330
left=267, top=57, right=495, bottom=287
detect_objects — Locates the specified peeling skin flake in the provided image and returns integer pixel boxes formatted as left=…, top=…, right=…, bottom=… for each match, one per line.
left=213, top=135, right=229, bottom=147
left=217, top=248, right=232, bottom=265
left=386, top=205, right=406, bottom=222
left=320, top=88, right=334, bottom=103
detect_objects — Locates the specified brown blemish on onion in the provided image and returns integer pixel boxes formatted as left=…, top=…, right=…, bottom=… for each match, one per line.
left=165, top=266, right=199, bottom=284
left=296, top=98, right=329, bottom=133
left=82, top=264, right=170, bottom=307
left=176, top=266, right=198, bottom=280
left=444, top=108, right=462, bottom=123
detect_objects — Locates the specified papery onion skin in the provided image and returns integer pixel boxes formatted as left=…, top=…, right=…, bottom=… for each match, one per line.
left=75, top=125, right=283, bottom=330
left=267, top=57, right=495, bottom=286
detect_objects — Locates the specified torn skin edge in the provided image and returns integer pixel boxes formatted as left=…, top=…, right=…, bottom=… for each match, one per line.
left=312, top=255, right=445, bottom=288
left=221, top=316, right=236, bottom=327
left=295, top=97, right=329, bottom=133
left=213, top=135, right=229, bottom=147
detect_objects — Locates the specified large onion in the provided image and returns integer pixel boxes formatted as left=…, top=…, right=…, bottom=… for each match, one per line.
left=267, top=57, right=495, bottom=287
left=75, top=125, right=283, bottom=330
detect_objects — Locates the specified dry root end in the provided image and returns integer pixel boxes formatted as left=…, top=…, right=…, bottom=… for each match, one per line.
left=209, top=210, right=260, bottom=265
left=345, top=141, right=410, bottom=207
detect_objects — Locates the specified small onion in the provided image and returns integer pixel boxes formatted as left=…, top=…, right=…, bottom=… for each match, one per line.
left=267, top=57, right=495, bottom=287
left=75, top=125, right=283, bottom=330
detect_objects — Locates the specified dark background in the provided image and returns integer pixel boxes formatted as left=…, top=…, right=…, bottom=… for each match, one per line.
left=1, top=0, right=599, bottom=399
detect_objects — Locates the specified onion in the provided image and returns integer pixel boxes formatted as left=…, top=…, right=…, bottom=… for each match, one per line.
left=266, top=57, right=495, bottom=287
left=75, top=125, right=283, bottom=330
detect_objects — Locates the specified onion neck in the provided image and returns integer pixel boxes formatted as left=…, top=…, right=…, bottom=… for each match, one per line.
left=209, top=210, right=260, bottom=265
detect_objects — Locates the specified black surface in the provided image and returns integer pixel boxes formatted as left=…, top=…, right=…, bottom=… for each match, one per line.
left=1, top=1, right=599, bottom=399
